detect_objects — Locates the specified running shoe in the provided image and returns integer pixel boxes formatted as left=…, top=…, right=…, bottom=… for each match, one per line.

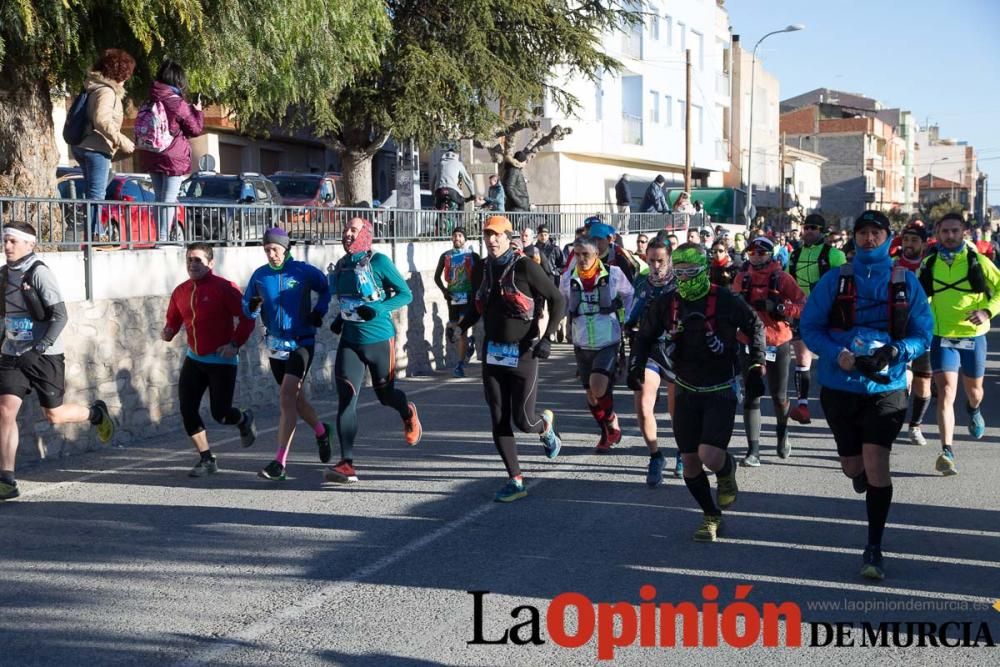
left=693, top=515, right=722, bottom=542
left=860, top=544, right=885, bottom=580
left=646, top=454, right=665, bottom=488
left=258, top=460, right=286, bottom=481
left=674, top=452, right=684, bottom=478
left=935, top=450, right=958, bottom=476
left=968, top=410, right=985, bottom=440
left=740, top=453, right=761, bottom=468
left=539, top=409, right=561, bottom=460
left=908, top=425, right=927, bottom=446
left=316, top=422, right=333, bottom=463
left=494, top=478, right=527, bottom=503
left=788, top=403, right=811, bottom=425
left=189, top=457, right=218, bottom=478
left=776, top=434, right=792, bottom=460
left=716, top=467, right=739, bottom=509
left=594, top=420, right=621, bottom=454
left=239, top=409, right=257, bottom=448
left=453, top=362, right=465, bottom=378
left=403, top=402, right=422, bottom=446
left=91, top=400, right=115, bottom=444
left=324, top=460, right=359, bottom=484
left=0, top=479, right=19, bottom=500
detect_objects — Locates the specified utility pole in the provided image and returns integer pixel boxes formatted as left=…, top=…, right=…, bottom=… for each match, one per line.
left=684, top=48, right=692, bottom=192
left=779, top=131, right=786, bottom=230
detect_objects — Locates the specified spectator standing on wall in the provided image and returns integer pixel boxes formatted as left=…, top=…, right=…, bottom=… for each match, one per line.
left=641, top=175, right=669, bottom=213
left=503, top=152, right=531, bottom=213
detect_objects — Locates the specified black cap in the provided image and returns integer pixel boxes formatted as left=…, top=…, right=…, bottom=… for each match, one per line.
left=901, top=222, right=928, bottom=241
left=803, top=213, right=826, bottom=228
left=536, top=224, right=549, bottom=233
left=854, top=210, right=891, bottom=233
left=452, top=226, right=467, bottom=236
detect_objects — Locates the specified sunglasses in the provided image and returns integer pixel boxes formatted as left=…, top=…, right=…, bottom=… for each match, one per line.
left=803, top=225, right=822, bottom=231
left=673, top=266, right=705, bottom=278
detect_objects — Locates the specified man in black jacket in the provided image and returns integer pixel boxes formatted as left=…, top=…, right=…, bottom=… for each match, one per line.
left=629, top=242, right=766, bottom=542
left=503, top=151, right=531, bottom=212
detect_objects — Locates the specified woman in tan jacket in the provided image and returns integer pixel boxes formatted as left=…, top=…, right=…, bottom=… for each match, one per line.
left=70, top=49, right=136, bottom=235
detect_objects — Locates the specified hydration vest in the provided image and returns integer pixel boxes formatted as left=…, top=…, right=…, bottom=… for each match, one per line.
left=443, top=250, right=475, bottom=294
left=829, top=263, right=909, bottom=340
left=918, top=246, right=992, bottom=299
left=568, top=265, right=619, bottom=319
left=0, top=261, right=52, bottom=322
left=789, top=243, right=832, bottom=284
left=329, top=251, right=384, bottom=303
left=737, top=265, right=783, bottom=317
left=475, top=254, right=535, bottom=321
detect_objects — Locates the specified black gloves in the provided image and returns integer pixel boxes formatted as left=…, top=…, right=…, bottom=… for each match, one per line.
left=17, top=347, right=44, bottom=369
left=310, top=310, right=324, bottom=327
left=248, top=296, right=263, bottom=313
left=356, top=305, right=377, bottom=321
left=532, top=338, right=551, bottom=359
left=330, top=316, right=344, bottom=335
left=745, top=365, right=766, bottom=401
left=854, top=344, right=898, bottom=384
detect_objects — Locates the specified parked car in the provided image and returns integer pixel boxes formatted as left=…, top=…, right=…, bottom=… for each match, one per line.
left=268, top=171, right=341, bottom=242
left=178, top=172, right=283, bottom=243
left=377, top=188, right=436, bottom=238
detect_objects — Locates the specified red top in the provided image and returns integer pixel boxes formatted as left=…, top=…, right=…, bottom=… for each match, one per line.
left=165, top=272, right=255, bottom=355
left=733, top=261, right=806, bottom=347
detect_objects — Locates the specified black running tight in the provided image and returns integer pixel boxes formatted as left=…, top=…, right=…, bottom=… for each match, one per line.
left=482, top=346, right=545, bottom=477
left=178, top=357, right=243, bottom=436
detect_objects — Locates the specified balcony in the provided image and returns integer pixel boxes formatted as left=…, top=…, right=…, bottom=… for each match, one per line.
left=622, top=113, right=643, bottom=145
left=715, top=72, right=730, bottom=96
left=716, top=139, right=729, bottom=161
left=623, top=30, right=643, bottom=60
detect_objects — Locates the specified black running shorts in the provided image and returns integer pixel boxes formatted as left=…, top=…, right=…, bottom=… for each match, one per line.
left=819, top=387, right=907, bottom=456
left=0, top=353, right=66, bottom=409
left=573, top=344, right=619, bottom=388
left=268, top=345, right=315, bottom=384
left=673, top=388, right=738, bottom=454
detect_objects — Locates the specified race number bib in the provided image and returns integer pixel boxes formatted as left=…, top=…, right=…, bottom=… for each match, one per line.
left=450, top=292, right=469, bottom=305
left=765, top=345, right=777, bottom=363
left=486, top=341, right=520, bottom=367
left=4, top=316, right=33, bottom=342
left=339, top=297, right=365, bottom=322
left=267, top=335, right=298, bottom=361
left=940, top=337, right=975, bottom=350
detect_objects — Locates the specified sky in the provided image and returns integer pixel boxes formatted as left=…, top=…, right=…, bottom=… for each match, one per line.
left=726, top=0, right=1000, bottom=202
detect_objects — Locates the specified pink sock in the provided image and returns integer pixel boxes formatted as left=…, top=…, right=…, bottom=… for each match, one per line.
left=275, top=446, right=290, bottom=467
left=313, top=422, right=326, bottom=438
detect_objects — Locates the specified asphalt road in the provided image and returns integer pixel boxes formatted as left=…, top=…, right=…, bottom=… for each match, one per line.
left=1, top=338, right=998, bottom=666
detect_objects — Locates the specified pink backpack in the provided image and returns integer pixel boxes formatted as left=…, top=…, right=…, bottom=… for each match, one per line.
left=134, top=97, right=175, bottom=153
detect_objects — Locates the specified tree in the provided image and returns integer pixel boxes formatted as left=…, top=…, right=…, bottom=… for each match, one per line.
left=474, top=108, right=574, bottom=179
left=328, top=0, right=639, bottom=205
left=924, top=197, right=964, bottom=224
left=0, top=0, right=388, bottom=196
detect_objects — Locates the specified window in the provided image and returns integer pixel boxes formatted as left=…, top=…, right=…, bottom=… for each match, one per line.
left=664, top=94, right=673, bottom=126
left=595, top=78, right=603, bottom=121
left=649, top=91, right=660, bottom=123
left=678, top=99, right=686, bottom=129
left=678, top=22, right=686, bottom=53
left=692, top=104, right=703, bottom=143
left=691, top=30, right=704, bottom=69
left=664, top=15, right=673, bottom=47
left=650, top=11, right=659, bottom=40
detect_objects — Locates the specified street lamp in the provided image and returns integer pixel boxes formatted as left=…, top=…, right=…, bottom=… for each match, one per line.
left=744, top=23, right=804, bottom=228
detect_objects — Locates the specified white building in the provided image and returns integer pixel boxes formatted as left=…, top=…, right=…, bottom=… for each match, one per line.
left=523, top=0, right=732, bottom=207
left=914, top=126, right=979, bottom=215
left=783, top=145, right=827, bottom=214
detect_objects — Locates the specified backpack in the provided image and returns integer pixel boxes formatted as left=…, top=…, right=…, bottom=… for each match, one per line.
left=829, top=263, right=909, bottom=340
left=738, top=268, right=784, bottom=319
left=789, top=243, right=832, bottom=283
left=917, top=246, right=992, bottom=299
left=0, top=262, right=52, bottom=322
left=329, top=251, right=384, bottom=303
left=62, top=90, right=90, bottom=146
left=134, top=98, right=175, bottom=153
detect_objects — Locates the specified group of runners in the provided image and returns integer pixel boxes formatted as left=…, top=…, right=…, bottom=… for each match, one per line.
left=0, top=207, right=995, bottom=583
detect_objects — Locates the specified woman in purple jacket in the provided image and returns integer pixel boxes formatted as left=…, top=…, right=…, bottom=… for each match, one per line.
left=137, top=60, right=205, bottom=241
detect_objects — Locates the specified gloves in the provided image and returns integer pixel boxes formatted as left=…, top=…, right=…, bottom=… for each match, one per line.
left=330, top=316, right=344, bottom=335
left=532, top=338, right=551, bottom=360
left=764, top=299, right=786, bottom=320
left=248, top=296, right=263, bottom=313
left=854, top=344, right=898, bottom=383
left=745, top=365, right=766, bottom=401
left=17, top=348, right=42, bottom=370
left=356, top=305, right=377, bottom=321
left=627, top=357, right=645, bottom=391
left=310, top=310, right=324, bottom=328
left=443, top=292, right=453, bottom=303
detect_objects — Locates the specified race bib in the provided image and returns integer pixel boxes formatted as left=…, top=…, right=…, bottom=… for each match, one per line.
left=339, top=296, right=365, bottom=322
left=765, top=345, right=777, bottom=363
left=450, top=292, right=469, bottom=305
left=4, top=316, right=33, bottom=342
left=267, top=335, right=298, bottom=361
left=940, top=337, right=975, bottom=351
left=486, top=341, right=520, bottom=367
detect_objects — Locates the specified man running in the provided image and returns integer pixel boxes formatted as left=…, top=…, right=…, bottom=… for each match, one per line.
left=434, top=227, right=482, bottom=378
left=732, top=237, right=805, bottom=466
left=163, top=243, right=257, bottom=476
left=624, top=239, right=678, bottom=484
left=244, top=227, right=332, bottom=481
left=800, top=210, right=932, bottom=579
left=324, top=217, right=421, bottom=484
left=787, top=213, right=846, bottom=424
left=457, top=215, right=565, bottom=502
left=561, top=235, right=634, bottom=453
left=894, top=222, right=933, bottom=446
left=918, top=212, right=1000, bottom=475
left=630, top=243, right=766, bottom=542
left=0, top=222, right=115, bottom=500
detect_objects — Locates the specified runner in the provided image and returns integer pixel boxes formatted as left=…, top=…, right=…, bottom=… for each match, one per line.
left=434, top=227, right=482, bottom=378
left=787, top=213, right=847, bottom=424
left=894, top=222, right=933, bottom=446
left=630, top=243, right=766, bottom=541
left=456, top=215, right=565, bottom=502
left=162, top=243, right=257, bottom=476
left=918, top=212, right=1000, bottom=475
left=561, top=234, right=634, bottom=453
left=624, top=239, right=679, bottom=484
left=732, top=237, right=806, bottom=466
left=800, top=210, right=932, bottom=579
left=0, top=222, right=115, bottom=500
left=324, top=217, right=422, bottom=484
left=244, top=227, right=332, bottom=481
left=566, top=219, right=646, bottom=284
